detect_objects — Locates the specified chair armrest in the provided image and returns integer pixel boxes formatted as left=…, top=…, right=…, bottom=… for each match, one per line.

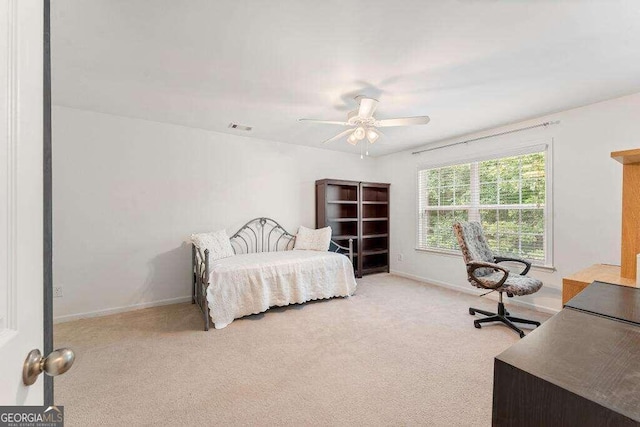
left=467, top=261, right=509, bottom=289
left=494, top=256, right=531, bottom=275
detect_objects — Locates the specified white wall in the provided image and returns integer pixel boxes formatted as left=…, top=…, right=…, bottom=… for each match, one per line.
left=52, top=106, right=376, bottom=321
left=377, top=92, right=640, bottom=312
left=53, top=92, right=640, bottom=321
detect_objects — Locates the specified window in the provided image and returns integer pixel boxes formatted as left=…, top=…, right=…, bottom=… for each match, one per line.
left=417, top=148, right=549, bottom=265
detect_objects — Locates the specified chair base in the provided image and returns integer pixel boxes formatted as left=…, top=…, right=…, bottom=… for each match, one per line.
left=469, top=299, right=540, bottom=338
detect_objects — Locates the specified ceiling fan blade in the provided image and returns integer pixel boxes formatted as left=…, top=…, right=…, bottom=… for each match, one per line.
left=375, top=116, right=431, bottom=127
left=298, top=119, right=349, bottom=126
left=322, top=128, right=355, bottom=144
left=356, top=96, right=378, bottom=118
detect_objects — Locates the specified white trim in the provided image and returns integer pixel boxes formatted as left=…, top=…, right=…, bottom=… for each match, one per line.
left=545, top=138, right=555, bottom=268
left=415, top=139, right=553, bottom=266
left=412, top=247, right=556, bottom=271
left=390, top=270, right=560, bottom=315
left=53, top=296, right=192, bottom=324
left=414, top=247, right=463, bottom=258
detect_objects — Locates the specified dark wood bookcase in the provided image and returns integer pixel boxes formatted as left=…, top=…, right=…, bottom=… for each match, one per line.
left=316, top=179, right=390, bottom=277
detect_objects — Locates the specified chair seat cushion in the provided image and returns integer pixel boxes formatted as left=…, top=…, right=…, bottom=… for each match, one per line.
left=477, top=272, right=543, bottom=296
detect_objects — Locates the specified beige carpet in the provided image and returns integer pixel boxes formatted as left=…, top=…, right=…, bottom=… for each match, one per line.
left=54, top=274, right=549, bottom=426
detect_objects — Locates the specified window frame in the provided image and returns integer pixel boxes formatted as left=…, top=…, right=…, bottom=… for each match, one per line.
left=414, top=141, right=554, bottom=269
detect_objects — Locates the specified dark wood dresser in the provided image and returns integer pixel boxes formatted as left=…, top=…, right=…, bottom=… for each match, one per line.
left=493, top=281, right=640, bottom=426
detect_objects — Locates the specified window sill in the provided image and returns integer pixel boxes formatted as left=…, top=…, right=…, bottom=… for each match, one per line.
left=413, top=247, right=556, bottom=272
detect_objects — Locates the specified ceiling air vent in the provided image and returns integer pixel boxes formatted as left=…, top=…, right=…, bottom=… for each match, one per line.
left=228, top=123, right=252, bottom=132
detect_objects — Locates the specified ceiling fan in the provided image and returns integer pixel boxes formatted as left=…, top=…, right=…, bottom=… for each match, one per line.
left=298, top=95, right=430, bottom=145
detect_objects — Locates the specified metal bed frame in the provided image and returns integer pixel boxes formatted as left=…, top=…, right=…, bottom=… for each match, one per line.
left=192, top=217, right=354, bottom=331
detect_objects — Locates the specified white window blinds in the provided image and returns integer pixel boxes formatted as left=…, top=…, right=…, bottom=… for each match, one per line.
left=417, top=149, right=547, bottom=264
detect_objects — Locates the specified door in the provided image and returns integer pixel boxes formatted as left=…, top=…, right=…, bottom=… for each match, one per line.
left=0, top=0, right=45, bottom=405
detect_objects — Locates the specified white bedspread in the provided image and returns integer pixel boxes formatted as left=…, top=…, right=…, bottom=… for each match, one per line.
left=206, top=250, right=357, bottom=329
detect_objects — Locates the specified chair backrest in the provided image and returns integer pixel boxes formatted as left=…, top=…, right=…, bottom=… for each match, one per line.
left=452, top=221, right=495, bottom=277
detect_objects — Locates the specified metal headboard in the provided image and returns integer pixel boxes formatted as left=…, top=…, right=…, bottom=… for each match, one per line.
left=228, top=217, right=351, bottom=256
left=229, top=217, right=295, bottom=254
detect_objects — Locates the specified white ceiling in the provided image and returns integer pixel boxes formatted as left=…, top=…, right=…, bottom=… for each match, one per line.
left=52, top=1, right=640, bottom=156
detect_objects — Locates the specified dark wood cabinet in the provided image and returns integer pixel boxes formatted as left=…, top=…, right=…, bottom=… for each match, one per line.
left=564, top=280, right=640, bottom=325
left=316, top=179, right=390, bottom=277
left=493, top=282, right=640, bottom=426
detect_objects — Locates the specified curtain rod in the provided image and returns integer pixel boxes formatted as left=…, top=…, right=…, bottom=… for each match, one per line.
left=411, top=120, right=560, bottom=155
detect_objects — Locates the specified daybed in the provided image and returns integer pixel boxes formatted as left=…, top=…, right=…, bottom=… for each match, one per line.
left=192, top=217, right=356, bottom=330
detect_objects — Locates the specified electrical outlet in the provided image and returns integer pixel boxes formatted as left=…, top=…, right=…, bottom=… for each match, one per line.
left=53, top=286, right=63, bottom=298
left=398, top=254, right=404, bottom=262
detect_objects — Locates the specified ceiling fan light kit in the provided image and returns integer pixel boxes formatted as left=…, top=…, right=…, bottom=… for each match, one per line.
left=299, top=95, right=430, bottom=148
left=367, top=128, right=380, bottom=143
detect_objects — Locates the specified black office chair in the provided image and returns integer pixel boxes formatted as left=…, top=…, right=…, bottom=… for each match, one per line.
left=452, top=221, right=542, bottom=338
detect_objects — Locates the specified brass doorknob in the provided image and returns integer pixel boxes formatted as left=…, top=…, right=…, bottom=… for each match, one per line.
left=23, top=348, right=75, bottom=386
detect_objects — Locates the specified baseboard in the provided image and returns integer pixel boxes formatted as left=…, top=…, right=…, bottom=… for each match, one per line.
left=54, top=273, right=559, bottom=323
left=390, top=270, right=560, bottom=315
left=53, top=296, right=192, bottom=324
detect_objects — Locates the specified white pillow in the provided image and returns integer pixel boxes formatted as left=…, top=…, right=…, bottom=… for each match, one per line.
left=191, top=229, right=235, bottom=261
left=294, top=225, right=332, bottom=252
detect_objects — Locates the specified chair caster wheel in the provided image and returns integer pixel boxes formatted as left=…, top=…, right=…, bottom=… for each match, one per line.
left=533, top=322, right=541, bottom=327
left=519, top=332, right=525, bottom=338
left=505, top=311, right=510, bottom=315
left=469, top=308, right=476, bottom=315
left=474, top=320, right=481, bottom=329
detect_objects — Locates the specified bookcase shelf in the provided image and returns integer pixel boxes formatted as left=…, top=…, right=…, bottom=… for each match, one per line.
left=362, top=249, right=389, bottom=256
left=327, top=200, right=358, bottom=204
left=362, top=233, right=388, bottom=239
left=333, top=235, right=358, bottom=240
left=316, top=179, right=390, bottom=277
